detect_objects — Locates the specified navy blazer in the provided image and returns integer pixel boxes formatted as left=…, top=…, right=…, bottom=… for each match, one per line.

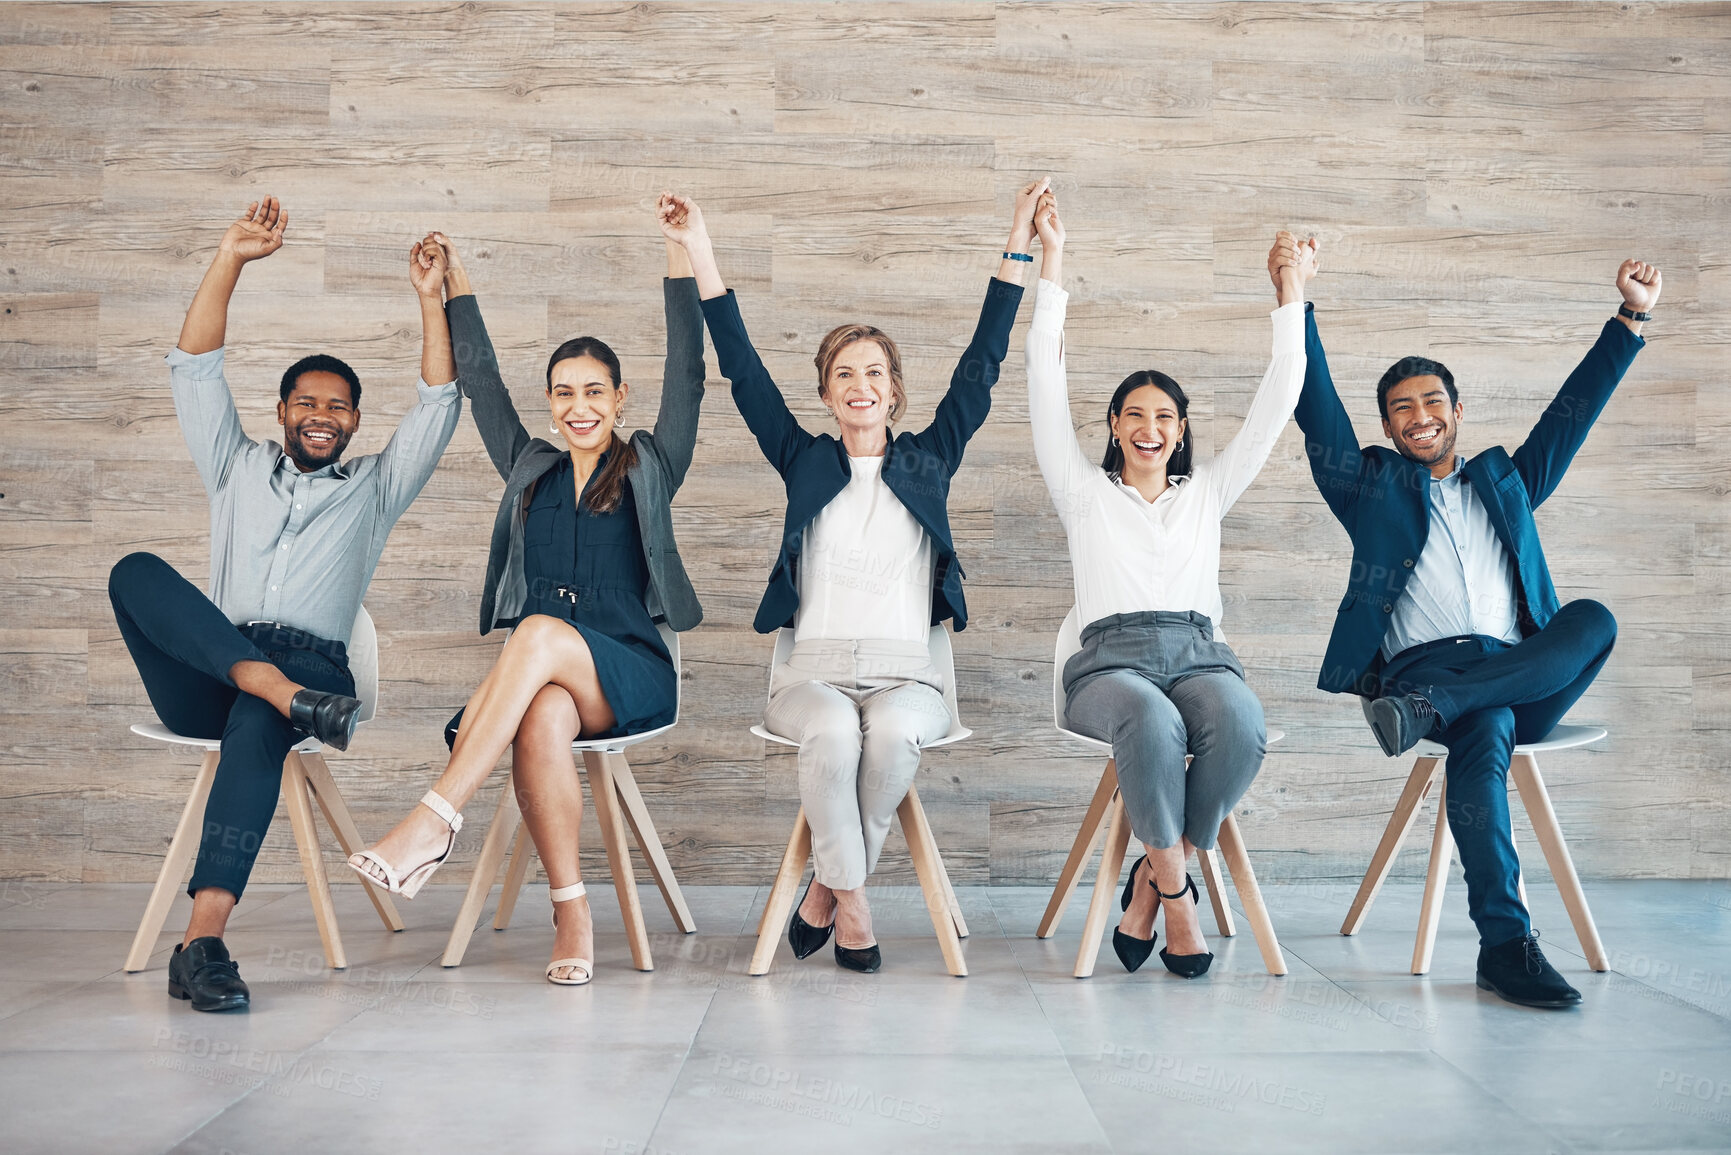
left=1294, top=303, right=1644, bottom=696
left=700, top=278, right=1025, bottom=633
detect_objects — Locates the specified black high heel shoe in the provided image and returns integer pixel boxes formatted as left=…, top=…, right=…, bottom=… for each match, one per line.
left=1155, top=873, right=1213, bottom=979
left=1111, top=856, right=1157, bottom=973
left=834, top=941, right=882, bottom=974
left=787, top=880, right=834, bottom=960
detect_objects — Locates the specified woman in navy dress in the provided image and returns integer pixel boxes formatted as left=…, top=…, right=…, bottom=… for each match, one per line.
left=350, top=197, right=706, bottom=985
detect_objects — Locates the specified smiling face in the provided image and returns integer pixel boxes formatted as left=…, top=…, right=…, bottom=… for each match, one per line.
left=1381, top=374, right=1461, bottom=468
left=821, top=337, right=900, bottom=436
left=1110, top=383, right=1187, bottom=482
left=277, top=370, right=360, bottom=471
left=547, top=354, right=627, bottom=454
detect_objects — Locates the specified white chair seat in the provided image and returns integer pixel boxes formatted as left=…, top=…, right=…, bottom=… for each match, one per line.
left=130, top=721, right=326, bottom=754
left=1408, top=723, right=1607, bottom=760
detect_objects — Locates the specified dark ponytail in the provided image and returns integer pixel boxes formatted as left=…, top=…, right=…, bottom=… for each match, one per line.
left=1100, top=370, right=1192, bottom=480
left=546, top=336, right=638, bottom=515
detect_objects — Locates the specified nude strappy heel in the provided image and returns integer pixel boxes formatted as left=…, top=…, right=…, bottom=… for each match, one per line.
left=546, top=882, right=593, bottom=986
left=345, top=790, right=463, bottom=899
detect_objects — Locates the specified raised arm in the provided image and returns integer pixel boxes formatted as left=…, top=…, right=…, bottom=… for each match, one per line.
left=1510, top=259, right=1655, bottom=507
left=1293, top=279, right=1368, bottom=524
left=168, top=197, right=288, bottom=492
left=435, top=232, right=533, bottom=482
left=376, top=235, right=462, bottom=521
left=909, top=178, right=1045, bottom=470
left=1023, top=194, right=1094, bottom=528
left=648, top=199, right=707, bottom=492
left=666, top=194, right=814, bottom=475
left=1204, top=232, right=1315, bottom=514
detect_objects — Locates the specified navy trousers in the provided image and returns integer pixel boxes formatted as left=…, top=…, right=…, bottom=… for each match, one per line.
left=109, top=552, right=354, bottom=900
left=1379, top=599, right=1617, bottom=947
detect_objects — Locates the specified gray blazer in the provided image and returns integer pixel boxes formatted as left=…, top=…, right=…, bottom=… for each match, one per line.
left=447, top=277, right=706, bottom=635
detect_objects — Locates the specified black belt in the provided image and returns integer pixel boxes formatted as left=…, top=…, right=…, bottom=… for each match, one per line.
left=241, top=621, right=348, bottom=667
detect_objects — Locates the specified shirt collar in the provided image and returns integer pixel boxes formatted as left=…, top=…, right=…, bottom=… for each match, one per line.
left=275, top=448, right=348, bottom=480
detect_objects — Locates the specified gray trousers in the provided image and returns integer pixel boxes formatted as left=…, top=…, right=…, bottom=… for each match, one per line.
left=764, top=639, right=952, bottom=890
left=1062, top=611, right=1266, bottom=850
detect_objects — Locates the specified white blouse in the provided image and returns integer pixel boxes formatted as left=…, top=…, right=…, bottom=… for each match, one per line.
left=1025, top=280, right=1306, bottom=641
left=795, top=454, right=935, bottom=644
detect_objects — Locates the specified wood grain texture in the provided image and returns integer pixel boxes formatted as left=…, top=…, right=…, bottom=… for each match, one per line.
left=1, top=2, right=1726, bottom=886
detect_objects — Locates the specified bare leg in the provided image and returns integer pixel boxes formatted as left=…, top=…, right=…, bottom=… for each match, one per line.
left=796, top=880, right=875, bottom=948
left=182, top=887, right=238, bottom=947
left=1121, top=837, right=1205, bottom=954
left=833, top=887, right=875, bottom=949
left=512, top=684, right=592, bottom=981
left=355, top=616, right=614, bottom=885
left=229, top=659, right=301, bottom=718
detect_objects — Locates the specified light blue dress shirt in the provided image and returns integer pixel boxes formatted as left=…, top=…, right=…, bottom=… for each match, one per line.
left=166, top=346, right=461, bottom=646
left=1381, top=456, right=1523, bottom=660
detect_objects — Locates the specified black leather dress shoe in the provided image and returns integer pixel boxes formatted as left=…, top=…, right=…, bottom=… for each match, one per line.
left=787, top=881, right=835, bottom=960
left=169, top=937, right=250, bottom=1012
left=1477, top=931, right=1582, bottom=1008
left=288, top=689, right=363, bottom=752
left=834, top=941, right=882, bottom=973
left=1367, top=693, right=1440, bottom=757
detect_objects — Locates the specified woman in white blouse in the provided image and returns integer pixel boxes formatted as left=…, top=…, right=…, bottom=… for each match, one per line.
left=1027, top=195, right=1316, bottom=977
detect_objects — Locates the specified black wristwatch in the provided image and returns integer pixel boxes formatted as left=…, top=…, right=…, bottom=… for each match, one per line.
left=1618, top=304, right=1651, bottom=322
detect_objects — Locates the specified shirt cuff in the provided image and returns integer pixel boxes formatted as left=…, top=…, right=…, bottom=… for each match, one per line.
left=417, top=378, right=460, bottom=402
left=1032, top=279, right=1069, bottom=332
left=166, top=345, right=225, bottom=376
left=1270, top=301, right=1305, bottom=356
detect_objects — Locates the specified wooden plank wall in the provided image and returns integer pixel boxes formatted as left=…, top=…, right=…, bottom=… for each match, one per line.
left=2, top=2, right=1727, bottom=889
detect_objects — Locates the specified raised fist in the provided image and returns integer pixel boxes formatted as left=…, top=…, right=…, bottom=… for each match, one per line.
left=1268, top=230, right=1319, bottom=292
left=1616, top=259, right=1661, bottom=312
left=1034, top=191, right=1064, bottom=251
left=1012, top=176, right=1052, bottom=237
left=658, top=192, right=708, bottom=248
left=410, top=233, right=448, bottom=298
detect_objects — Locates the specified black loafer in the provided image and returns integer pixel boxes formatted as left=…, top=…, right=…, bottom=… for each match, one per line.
left=1367, top=693, right=1440, bottom=758
left=289, top=689, right=363, bottom=752
left=1476, top=931, right=1582, bottom=1008
left=168, top=937, right=250, bottom=1012
left=834, top=942, right=881, bottom=973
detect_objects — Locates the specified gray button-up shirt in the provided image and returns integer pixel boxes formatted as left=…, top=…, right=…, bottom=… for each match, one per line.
left=167, top=346, right=461, bottom=646
left=1381, top=455, right=1523, bottom=659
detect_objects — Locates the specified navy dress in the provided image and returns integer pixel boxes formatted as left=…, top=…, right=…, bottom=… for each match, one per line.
left=446, top=454, right=677, bottom=746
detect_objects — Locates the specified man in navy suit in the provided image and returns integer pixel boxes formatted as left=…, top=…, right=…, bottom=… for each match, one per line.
left=1296, top=258, right=1662, bottom=1007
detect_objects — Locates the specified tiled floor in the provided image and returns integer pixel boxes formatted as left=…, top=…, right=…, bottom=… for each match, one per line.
left=2, top=875, right=1729, bottom=1154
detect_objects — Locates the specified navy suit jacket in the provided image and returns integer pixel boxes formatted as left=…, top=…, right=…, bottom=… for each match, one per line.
left=701, top=278, right=1024, bottom=633
left=1294, top=303, right=1644, bottom=695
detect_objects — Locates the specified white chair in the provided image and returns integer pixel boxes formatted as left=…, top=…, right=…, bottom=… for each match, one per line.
left=1036, top=607, right=1288, bottom=978
left=1341, top=698, right=1610, bottom=975
left=441, top=622, right=696, bottom=971
left=123, top=606, right=403, bottom=973
left=747, top=624, right=972, bottom=977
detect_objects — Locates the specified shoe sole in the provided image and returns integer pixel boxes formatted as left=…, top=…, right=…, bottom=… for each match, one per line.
left=1367, top=699, right=1405, bottom=757
left=1474, top=973, right=1581, bottom=1009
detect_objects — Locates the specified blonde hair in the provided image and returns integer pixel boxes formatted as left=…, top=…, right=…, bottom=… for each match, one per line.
left=813, top=323, right=906, bottom=423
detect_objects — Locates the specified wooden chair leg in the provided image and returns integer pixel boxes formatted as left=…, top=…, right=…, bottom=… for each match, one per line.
left=1510, top=753, right=1608, bottom=971
left=441, top=782, right=521, bottom=967
left=917, top=791, right=968, bottom=940
left=298, top=751, right=404, bottom=933
left=1197, top=847, right=1236, bottom=937
left=492, top=824, right=535, bottom=931
left=610, top=754, right=697, bottom=934
left=1341, top=757, right=1442, bottom=935
left=750, top=808, right=812, bottom=976
left=283, top=753, right=345, bottom=971
left=587, top=751, right=652, bottom=971
left=1037, top=759, right=1118, bottom=939
left=126, top=750, right=219, bottom=972
left=1215, top=813, right=1287, bottom=977
left=1074, top=793, right=1132, bottom=979
left=1412, top=779, right=1454, bottom=976
left=898, top=786, right=967, bottom=977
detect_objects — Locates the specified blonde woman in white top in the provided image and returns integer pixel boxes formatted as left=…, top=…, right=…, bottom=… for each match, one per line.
left=1027, top=196, right=1316, bottom=977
